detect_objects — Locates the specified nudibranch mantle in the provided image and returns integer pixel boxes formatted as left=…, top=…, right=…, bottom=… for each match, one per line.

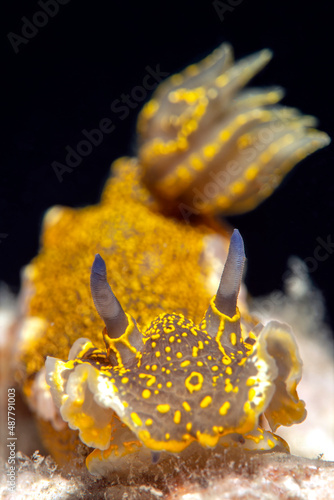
left=46, top=231, right=306, bottom=474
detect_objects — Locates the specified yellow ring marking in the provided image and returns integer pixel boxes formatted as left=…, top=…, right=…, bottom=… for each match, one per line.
left=185, top=372, right=204, bottom=394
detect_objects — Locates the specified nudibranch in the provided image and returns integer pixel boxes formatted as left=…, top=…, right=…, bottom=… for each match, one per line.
left=16, top=43, right=329, bottom=474
left=45, top=230, right=306, bottom=475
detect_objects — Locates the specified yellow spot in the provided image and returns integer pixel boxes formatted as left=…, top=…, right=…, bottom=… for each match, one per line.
left=157, top=383, right=162, bottom=389
left=236, top=113, right=249, bottom=125
left=180, top=360, right=190, bottom=367
left=219, top=401, right=230, bottom=416
left=226, top=366, right=232, bottom=375
left=230, top=332, right=237, bottom=346
left=216, top=195, right=230, bottom=209
left=165, top=346, right=171, bottom=353
left=165, top=433, right=170, bottom=440
left=230, top=181, right=245, bottom=196
left=211, top=365, right=219, bottom=372
left=142, top=389, right=151, bottom=399
left=248, top=388, right=256, bottom=401
left=145, top=418, right=153, bottom=426
left=169, top=336, right=175, bottom=343
left=121, top=377, right=129, bottom=384
left=244, top=401, right=251, bottom=413
left=151, top=342, right=156, bottom=348
left=151, top=365, right=157, bottom=371
left=192, top=346, right=199, bottom=357
left=182, top=401, right=191, bottom=412
left=174, top=410, right=181, bottom=424
left=216, top=74, right=229, bottom=87
left=157, top=404, right=170, bottom=414
left=190, top=155, right=204, bottom=170
left=166, top=356, right=171, bottom=361
left=131, top=412, right=143, bottom=427
left=166, top=381, right=172, bottom=388
left=142, top=99, right=159, bottom=120
left=244, top=165, right=259, bottom=181
left=176, top=352, right=182, bottom=359
left=225, top=381, right=233, bottom=393
left=139, top=374, right=156, bottom=387
left=246, top=377, right=256, bottom=386
left=185, top=64, right=199, bottom=77
left=267, top=439, right=276, bottom=449
left=169, top=73, right=183, bottom=86
left=220, top=129, right=231, bottom=141
left=186, top=422, right=192, bottom=431
left=198, top=341, right=204, bottom=350
left=200, top=396, right=212, bottom=408
left=207, top=87, right=218, bottom=99
left=196, top=430, right=220, bottom=448
left=197, top=361, right=204, bottom=367
left=259, top=151, right=271, bottom=164
left=155, top=351, right=161, bottom=358
left=203, top=144, right=218, bottom=159
left=185, top=371, right=204, bottom=393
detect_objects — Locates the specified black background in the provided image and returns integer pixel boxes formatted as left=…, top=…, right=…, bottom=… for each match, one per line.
left=1, top=1, right=334, bottom=331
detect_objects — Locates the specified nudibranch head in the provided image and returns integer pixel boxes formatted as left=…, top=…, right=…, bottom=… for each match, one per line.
left=46, top=230, right=306, bottom=475
left=137, top=43, right=330, bottom=217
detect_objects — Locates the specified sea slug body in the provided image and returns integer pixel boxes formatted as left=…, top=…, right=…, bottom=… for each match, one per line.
left=46, top=230, right=306, bottom=474
left=16, top=43, right=329, bottom=475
